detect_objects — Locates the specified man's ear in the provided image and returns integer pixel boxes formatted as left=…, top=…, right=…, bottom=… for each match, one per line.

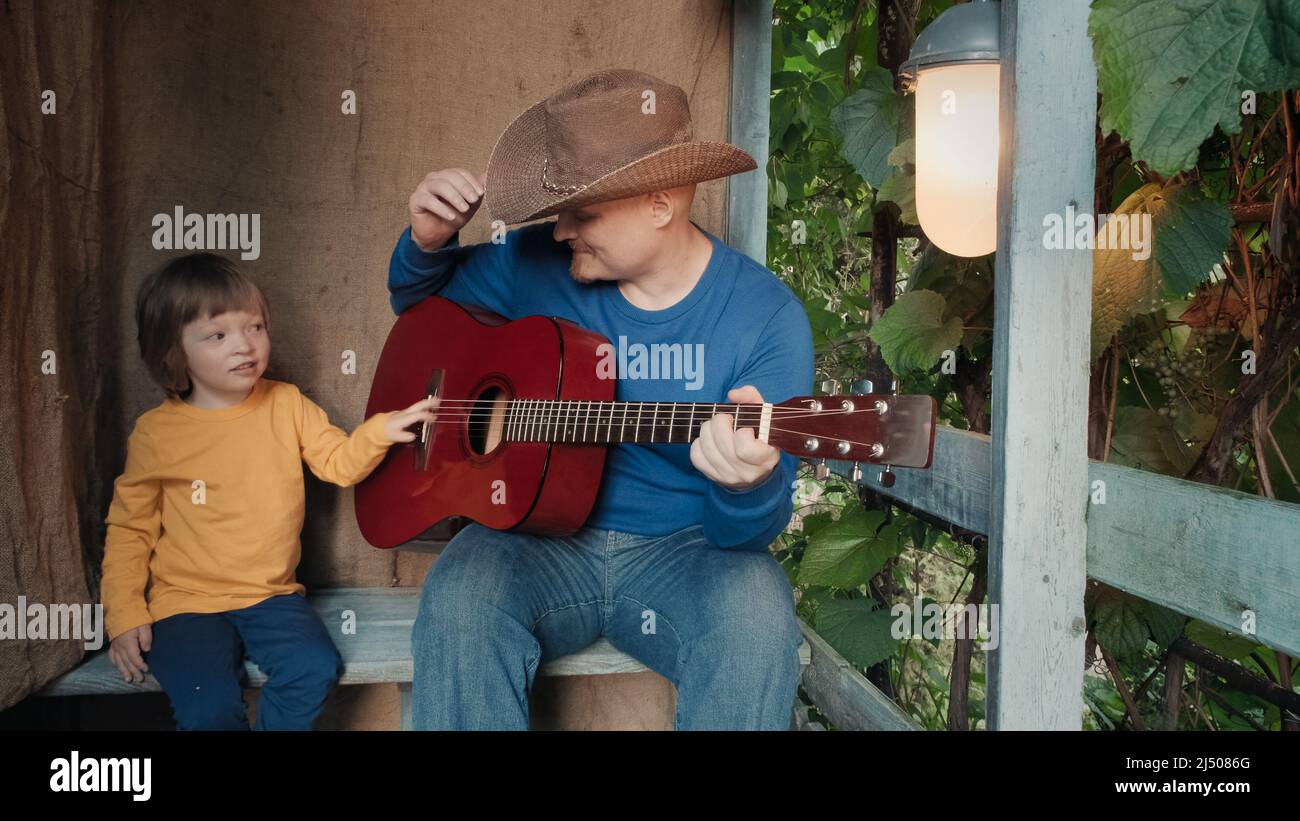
left=648, top=190, right=674, bottom=228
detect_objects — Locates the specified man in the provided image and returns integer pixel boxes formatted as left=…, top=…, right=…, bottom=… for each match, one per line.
left=387, top=68, right=814, bottom=729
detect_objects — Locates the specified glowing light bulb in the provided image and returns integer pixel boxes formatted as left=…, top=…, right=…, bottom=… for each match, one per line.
left=913, top=62, right=1000, bottom=257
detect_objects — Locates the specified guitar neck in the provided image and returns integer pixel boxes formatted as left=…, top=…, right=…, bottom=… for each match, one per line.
left=504, top=399, right=762, bottom=446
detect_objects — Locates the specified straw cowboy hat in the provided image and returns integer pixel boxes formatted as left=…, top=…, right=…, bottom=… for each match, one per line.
left=484, top=68, right=758, bottom=225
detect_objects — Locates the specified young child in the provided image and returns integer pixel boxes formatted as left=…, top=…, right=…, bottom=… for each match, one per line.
left=102, top=252, right=437, bottom=730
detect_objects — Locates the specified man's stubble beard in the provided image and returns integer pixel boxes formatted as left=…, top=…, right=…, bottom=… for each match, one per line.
left=569, top=255, right=597, bottom=285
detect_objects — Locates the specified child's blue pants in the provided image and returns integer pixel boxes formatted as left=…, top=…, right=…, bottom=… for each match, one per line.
left=143, top=592, right=343, bottom=730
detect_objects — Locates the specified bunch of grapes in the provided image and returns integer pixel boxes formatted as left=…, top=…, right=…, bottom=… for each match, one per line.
left=1134, top=336, right=1215, bottom=419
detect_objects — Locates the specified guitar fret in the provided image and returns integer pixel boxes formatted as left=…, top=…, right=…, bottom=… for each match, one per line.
left=499, top=399, right=767, bottom=445
left=500, top=400, right=781, bottom=444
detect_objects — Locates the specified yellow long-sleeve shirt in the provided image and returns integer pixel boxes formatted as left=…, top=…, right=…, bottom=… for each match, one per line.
left=101, top=378, right=393, bottom=641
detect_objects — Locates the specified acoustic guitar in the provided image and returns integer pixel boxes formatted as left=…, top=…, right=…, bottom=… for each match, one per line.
left=355, top=296, right=937, bottom=548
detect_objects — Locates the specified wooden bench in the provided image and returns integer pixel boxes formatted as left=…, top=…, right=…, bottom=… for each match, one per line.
left=38, top=586, right=812, bottom=729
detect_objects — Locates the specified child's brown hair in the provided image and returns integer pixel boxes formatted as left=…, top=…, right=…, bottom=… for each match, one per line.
left=136, top=253, right=271, bottom=398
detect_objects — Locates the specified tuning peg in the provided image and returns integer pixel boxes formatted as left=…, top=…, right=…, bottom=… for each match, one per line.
left=820, top=379, right=840, bottom=395
left=850, top=462, right=862, bottom=482
left=878, top=467, right=896, bottom=488
left=850, top=378, right=873, bottom=394
left=890, top=379, right=899, bottom=395
left=815, top=459, right=829, bottom=480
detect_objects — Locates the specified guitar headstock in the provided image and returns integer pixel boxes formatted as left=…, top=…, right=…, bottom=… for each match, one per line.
left=765, top=394, right=937, bottom=468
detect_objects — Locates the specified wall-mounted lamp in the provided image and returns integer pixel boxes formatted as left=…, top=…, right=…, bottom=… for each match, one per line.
left=898, top=0, right=1001, bottom=258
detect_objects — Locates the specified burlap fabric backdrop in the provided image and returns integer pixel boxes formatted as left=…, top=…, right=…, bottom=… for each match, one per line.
left=0, top=0, right=737, bottom=710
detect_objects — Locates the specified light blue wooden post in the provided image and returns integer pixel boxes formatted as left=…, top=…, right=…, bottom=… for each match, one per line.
left=728, top=0, right=772, bottom=265
left=988, top=0, right=1096, bottom=729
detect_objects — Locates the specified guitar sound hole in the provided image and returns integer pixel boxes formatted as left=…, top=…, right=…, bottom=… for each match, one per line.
left=466, top=386, right=508, bottom=455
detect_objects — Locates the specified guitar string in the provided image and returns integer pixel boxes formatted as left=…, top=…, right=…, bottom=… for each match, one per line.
left=411, top=420, right=901, bottom=454
left=392, top=397, right=882, bottom=413
left=395, top=401, right=885, bottom=420
left=403, top=409, right=886, bottom=427
left=400, top=404, right=902, bottom=451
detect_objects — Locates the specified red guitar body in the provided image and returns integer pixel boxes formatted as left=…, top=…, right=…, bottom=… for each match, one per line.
left=356, top=298, right=612, bottom=548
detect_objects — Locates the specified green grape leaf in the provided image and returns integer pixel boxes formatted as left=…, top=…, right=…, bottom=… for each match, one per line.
left=796, top=586, right=836, bottom=624
left=868, top=290, right=964, bottom=373
left=1155, top=187, right=1232, bottom=296
left=1090, top=587, right=1151, bottom=660
left=1143, top=601, right=1188, bottom=648
left=798, top=508, right=901, bottom=588
left=830, top=66, right=904, bottom=188
left=814, top=598, right=899, bottom=669
left=1087, top=584, right=1186, bottom=659
left=1109, top=406, right=1194, bottom=476
left=1183, top=619, right=1260, bottom=662
left=1090, top=0, right=1300, bottom=175
left=1090, top=182, right=1230, bottom=358
left=876, top=173, right=917, bottom=225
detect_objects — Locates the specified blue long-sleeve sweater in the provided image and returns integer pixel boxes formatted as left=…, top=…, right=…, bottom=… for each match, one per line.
left=386, top=219, right=814, bottom=552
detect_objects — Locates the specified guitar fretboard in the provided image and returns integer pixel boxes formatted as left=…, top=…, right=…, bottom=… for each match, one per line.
left=502, top=400, right=765, bottom=444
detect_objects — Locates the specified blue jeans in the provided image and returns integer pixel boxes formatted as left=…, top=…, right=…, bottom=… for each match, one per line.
left=410, top=522, right=803, bottom=730
left=143, top=592, right=343, bottom=730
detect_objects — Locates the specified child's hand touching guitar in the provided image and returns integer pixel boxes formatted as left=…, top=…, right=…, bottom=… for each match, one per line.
left=383, top=396, right=441, bottom=443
